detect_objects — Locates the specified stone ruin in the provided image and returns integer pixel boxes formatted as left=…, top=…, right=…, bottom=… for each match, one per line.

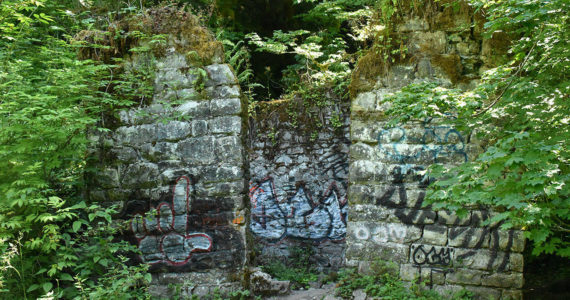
left=88, top=4, right=525, bottom=299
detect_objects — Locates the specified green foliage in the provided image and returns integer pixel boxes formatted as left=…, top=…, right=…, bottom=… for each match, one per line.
left=382, top=0, right=570, bottom=257
left=383, top=81, right=470, bottom=125
left=218, top=31, right=264, bottom=117
left=335, top=260, right=472, bottom=300
left=261, top=246, right=319, bottom=289
left=243, top=1, right=373, bottom=104
left=0, top=1, right=151, bottom=298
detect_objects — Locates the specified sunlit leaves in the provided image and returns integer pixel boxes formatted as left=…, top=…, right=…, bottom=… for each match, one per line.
left=0, top=1, right=151, bottom=298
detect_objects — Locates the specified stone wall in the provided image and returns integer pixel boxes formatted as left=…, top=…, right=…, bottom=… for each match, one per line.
left=347, top=2, right=524, bottom=299
left=86, top=3, right=528, bottom=297
left=88, top=48, right=247, bottom=296
left=247, top=99, right=350, bottom=270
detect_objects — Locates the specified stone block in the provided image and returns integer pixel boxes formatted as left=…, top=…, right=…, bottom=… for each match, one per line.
left=210, top=98, right=241, bottom=116
left=155, top=121, right=191, bottom=142
left=142, top=141, right=181, bottom=162
left=209, top=116, right=241, bottom=134
left=449, top=227, right=490, bottom=248
left=489, top=230, right=525, bottom=253
left=119, top=104, right=172, bottom=125
left=346, top=204, right=390, bottom=222
left=352, top=289, right=366, bottom=300
left=472, top=210, right=504, bottom=228
left=274, top=154, right=292, bottom=166
left=415, top=58, right=434, bottom=78
left=154, top=68, right=194, bottom=90
left=201, top=165, right=243, bottom=183
left=346, top=241, right=409, bottom=263
left=177, top=101, right=210, bottom=118
left=115, top=124, right=156, bottom=146
left=347, top=185, right=373, bottom=205
left=433, top=2, right=472, bottom=32
left=204, top=64, right=237, bottom=87
left=350, top=120, right=393, bottom=144
left=400, top=264, right=420, bottom=281
left=121, top=162, right=159, bottom=188
left=249, top=268, right=290, bottom=295
left=410, top=244, right=454, bottom=266
left=155, top=53, right=187, bottom=70
left=106, top=189, right=130, bottom=202
left=89, top=189, right=107, bottom=202
left=176, top=88, right=203, bottom=101
left=470, top=210, right=493, bottom=227
left=215, top=136, right=243, bottom=164
left=422, top=225, right=448, bottom=245
left=454, top=249, right=523, bottom=272
left=481, top=273, right=523, bottom=289
left=112, top=146, right=138, bottom=163
left=391, top=209, right=436, bottom=225
left=380, top=65, right=416, bottom=89
left=178, top=136, right=216, bottom=165
left=349, top=160, right=387, bottom=182
left=200, top=180, right=244, bottom=197
left=349, top=222, right=421, bottom=244
left=421, top=268, right=446, bottom=285
left=446, top=268, right=487, bottom=285
left=349, top=142, right=376, bottom=161
left=206, top=85, right=240, bottom=99
left=374, top=184, right=425, bottom=209
left=437, top=210, right=471, bottom=226
left=352, top=92, right=376, bottom=111
left=95, top=168, right=120, bottom=189
left=191, top=120, right=209, bottom=136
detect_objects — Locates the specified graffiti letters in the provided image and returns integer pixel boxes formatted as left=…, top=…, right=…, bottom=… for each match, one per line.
left=130, top=176, right=213, bottom=265
left=455, top=228, right=517, bottom=272
left=352, top=223, right=409, bottom=243
left=249, top=178, right=347, bottom=242
left=378, top=126, right=467, bottom=164
left=411, top=245, right=453, bottom=266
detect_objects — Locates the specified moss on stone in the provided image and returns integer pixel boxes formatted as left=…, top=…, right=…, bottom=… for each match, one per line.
left=76, top=6, right=223, bottom=66
left=430, top=53, right=463, bottom=84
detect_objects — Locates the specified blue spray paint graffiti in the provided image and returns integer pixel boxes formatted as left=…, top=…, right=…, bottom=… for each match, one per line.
left=378, top=126, right=468, bottom=164
left=249, top=178, right=347, bottom=242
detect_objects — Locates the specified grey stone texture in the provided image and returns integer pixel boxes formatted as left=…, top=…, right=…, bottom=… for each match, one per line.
left=347, top=2, right=524, bottom=299
left=88, top=49, right=247, bottom=292
left=247, top=98, right=350, bottom=271
left=249, top=268, right=291, bottom=296
left=87, top=3, right=525, bottom=299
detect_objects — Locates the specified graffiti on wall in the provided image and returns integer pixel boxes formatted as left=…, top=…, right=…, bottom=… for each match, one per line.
left=319, top=150, right=349, bottom=191
left=411, top=245, right=453, bottom=266
left=454, top=226, right=518, bottom=272
left=374, top=125, right=468, bottom=225
left=130, top=176, right=213, bottom=265
left=352, top=223, right=409, bottom=243
left=376, top=165, right=438, bottom=225
left=249, top=178, right=347, bottom=242
left=378, top=126, right=468, bottom=164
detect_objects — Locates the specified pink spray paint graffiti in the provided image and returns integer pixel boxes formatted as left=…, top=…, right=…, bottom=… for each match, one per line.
left=131, top=176, right=213, bottom=265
